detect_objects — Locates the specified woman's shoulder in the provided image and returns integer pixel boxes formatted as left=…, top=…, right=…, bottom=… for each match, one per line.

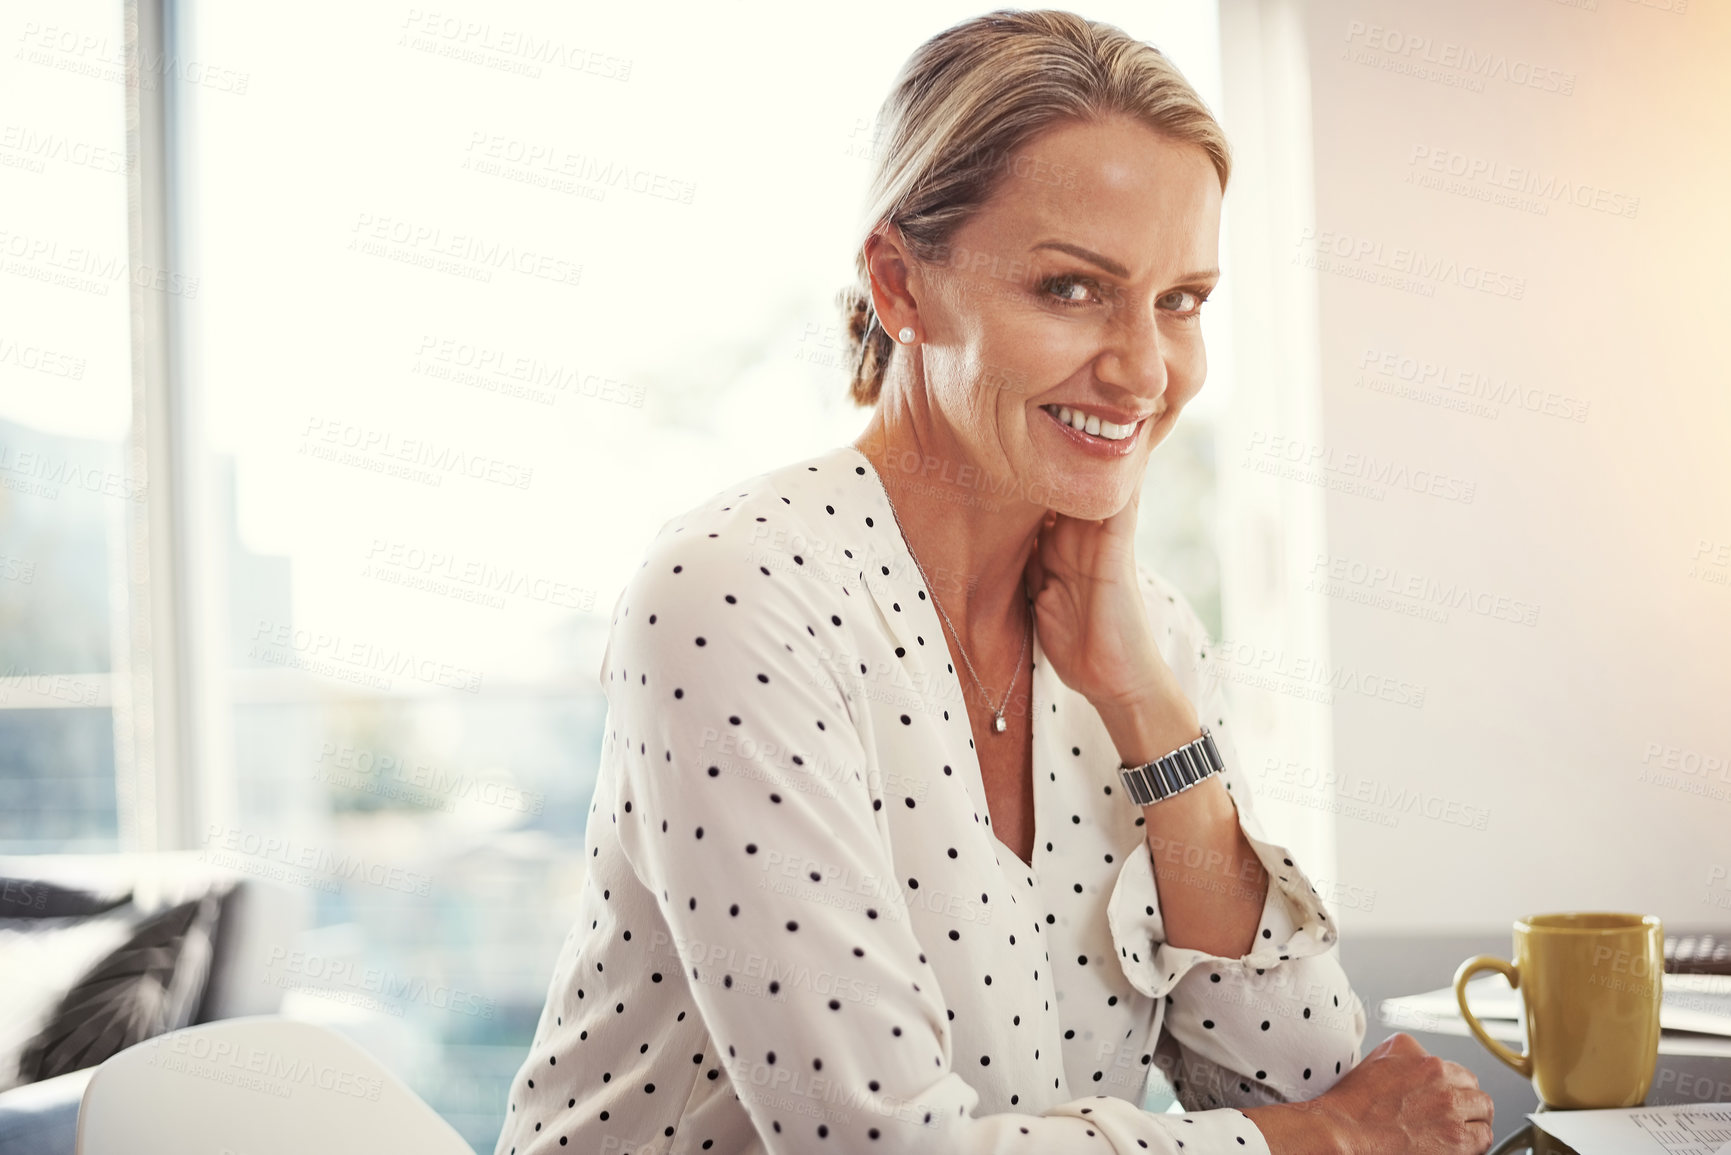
left=655, top=443, right=841, bottom=524
left=598, top=444, right=873, bottom=684
left=642, top=443, right=861, bottom=560
left=611, top=445, right=868, bottom=625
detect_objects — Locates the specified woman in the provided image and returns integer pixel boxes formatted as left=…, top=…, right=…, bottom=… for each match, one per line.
left=496, top=10, right=1494, bottom=1154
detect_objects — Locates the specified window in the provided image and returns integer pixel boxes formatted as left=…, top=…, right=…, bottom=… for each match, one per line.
left=0, top=0, right=133, bottom=851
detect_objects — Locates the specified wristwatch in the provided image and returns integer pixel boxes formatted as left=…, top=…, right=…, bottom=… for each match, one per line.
left=1118, top=725, right=1224, bottom=805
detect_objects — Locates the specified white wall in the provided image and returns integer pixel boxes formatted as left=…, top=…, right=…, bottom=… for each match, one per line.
left=1223, top=0, right=1731, bottom=933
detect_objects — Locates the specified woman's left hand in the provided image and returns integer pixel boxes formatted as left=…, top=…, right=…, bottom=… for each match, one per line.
left=1023, top=484, right=1183, bottom=713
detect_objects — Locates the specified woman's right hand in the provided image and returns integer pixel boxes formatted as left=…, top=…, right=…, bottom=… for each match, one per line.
left=1319, top=1031, right=1497, bottom=1155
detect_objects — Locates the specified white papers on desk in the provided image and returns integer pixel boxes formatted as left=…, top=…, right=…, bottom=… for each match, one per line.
left=1525, top=1102, right=1731, bottom=1155
left=1378, top=973, right=1731, bottom=1058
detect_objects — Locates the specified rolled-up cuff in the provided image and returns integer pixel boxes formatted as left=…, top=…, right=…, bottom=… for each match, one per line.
left=1106, top=811, right=1339, bottom=1001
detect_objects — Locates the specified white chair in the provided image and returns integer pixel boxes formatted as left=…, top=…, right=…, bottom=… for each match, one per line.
left=75, top=1016, right=472, bottom=1155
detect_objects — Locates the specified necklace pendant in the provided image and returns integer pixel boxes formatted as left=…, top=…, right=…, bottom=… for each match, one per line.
left=993, top=713, right=1007, bottom=733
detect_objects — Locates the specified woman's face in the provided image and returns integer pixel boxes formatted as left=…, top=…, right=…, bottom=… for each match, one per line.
left=898, top=114, right=1223, bottom=521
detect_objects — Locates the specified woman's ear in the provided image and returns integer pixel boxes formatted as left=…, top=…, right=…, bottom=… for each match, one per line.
left=863, top=226, right=922, bottom=340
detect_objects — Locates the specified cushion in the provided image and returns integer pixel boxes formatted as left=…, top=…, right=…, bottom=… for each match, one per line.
left=0, top=879, right=131, bottom=920
left=0, top=912, right=138, bottom=1092
left=14, top=890, right=225, bottom=1084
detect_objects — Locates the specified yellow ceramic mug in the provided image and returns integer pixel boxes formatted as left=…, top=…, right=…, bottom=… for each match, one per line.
left=1454, top=912, right=1663, bottom=1109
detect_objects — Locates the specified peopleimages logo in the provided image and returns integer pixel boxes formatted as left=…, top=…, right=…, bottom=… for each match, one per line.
left=347, top=211, right=583, bottom=288
left=0, top=666, right=101, bottom=708
left=0, top=227, right=200, bottom=298
left=0, top=878, right=49, bottom=912
left=1356, top=347, right=1590, bottom=424
left=1293, top=227, right=1525, bottom=300
left=461, top=131, right=696, bottom=204
left=362, top=537, right=595, bottom=611
left=1307, top=551, right=1541, bottom=628
left=0, top=124, right=124, bottom=176
left=1201, top=639, right=1427, bottom=709
left=263, top=946, right=495, bottom=1019
left=1406, top=145, right=1640, bottom=220
left=1342, top=20, right=1577, bottom=95
left=248, top=617, right=484, bottom=694
left=201, top=824, right=434, bottom=896
left=1258, top=757, right=1490, bottom=832
left=1707, top=866, right=1731, bottom=911
left=300, top=417, right=534, bottom=490
left=312, top=740, right=545, bottom=815
left=0, top=333, right=88, bottom=378
left=0, top=441, right=145, bottom=502
left=412, top=334, right=643, bottom=408
left=1242, top=430, right=1477, bottom=505
left=14, top=21, right=251, bottom=94
left=1636, top=740, right=1731, bottom=805
left=396, top=9, right=633, bottom=81
left=140, top=1033, right=382, bottom=1101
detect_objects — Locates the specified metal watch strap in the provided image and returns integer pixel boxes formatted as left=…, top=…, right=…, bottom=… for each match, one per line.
left=1118, top=725, right=1223, bottom=806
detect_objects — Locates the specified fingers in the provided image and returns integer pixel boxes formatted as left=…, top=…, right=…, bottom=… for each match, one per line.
left=1439, top=1058, right=1478, bottom=1088
left=1454, top=1086, right=1495, bottom=1125
left=1372, top=1031, right=1423, bottom=1057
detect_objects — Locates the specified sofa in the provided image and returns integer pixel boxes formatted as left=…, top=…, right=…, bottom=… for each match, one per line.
left=0, top=853, right=310, bottom=1155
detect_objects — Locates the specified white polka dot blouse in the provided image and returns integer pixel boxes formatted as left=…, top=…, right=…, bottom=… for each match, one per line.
left=495, top=444, right=1367, bottom=1154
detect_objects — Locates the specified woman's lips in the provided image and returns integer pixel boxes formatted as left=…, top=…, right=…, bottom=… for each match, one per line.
left=1034, top=403, right=1145, bottom=458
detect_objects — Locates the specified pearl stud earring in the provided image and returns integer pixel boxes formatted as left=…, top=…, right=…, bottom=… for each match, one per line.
left=897, top=326, right=916, bottom=344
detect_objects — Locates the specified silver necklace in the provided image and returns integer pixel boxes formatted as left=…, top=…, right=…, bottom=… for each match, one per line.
left=877, top=473, right=1031, bottom=734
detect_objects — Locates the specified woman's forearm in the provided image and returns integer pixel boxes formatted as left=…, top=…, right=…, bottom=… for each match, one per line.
left=1095, top=694, right=1269, bottom=958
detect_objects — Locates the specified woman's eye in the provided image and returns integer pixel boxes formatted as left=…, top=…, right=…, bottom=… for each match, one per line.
left=1041, top=277, right=1210, bottom=314
left=1041, top=275, right=1098, bottom=305
left=1160, top=288, right=1209, bottom=314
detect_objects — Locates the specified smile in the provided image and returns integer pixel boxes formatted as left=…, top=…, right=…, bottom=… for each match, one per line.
left=1038, top=404, right=1141, bottom=441
left=1036, top=404, right=1146, bottom=457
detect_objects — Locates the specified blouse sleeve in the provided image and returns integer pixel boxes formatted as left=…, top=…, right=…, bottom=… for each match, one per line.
left=610, top=524, right=1280, bottom=1154
left=1104, top=573, right=1368, bottom=1112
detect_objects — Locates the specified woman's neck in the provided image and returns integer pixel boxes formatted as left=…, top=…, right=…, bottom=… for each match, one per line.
left=852, top=410, right=1045, bottom=662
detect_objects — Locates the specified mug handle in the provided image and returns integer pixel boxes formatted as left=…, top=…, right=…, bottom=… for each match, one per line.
left=1453, top=955, right=1532, bottom=1078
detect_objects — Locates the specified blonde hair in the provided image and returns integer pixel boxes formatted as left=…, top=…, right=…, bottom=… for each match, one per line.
left=838, top=8, right=1232, bottom=408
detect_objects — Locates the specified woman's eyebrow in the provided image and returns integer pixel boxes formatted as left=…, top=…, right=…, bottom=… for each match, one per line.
left=1030, top=239, right=1217, bottom=283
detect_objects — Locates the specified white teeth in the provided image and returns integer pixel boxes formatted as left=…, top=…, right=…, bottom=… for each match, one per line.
left=1044, top=404, right=1138, bottom=441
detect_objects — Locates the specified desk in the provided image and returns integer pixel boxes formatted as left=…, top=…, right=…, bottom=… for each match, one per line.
left=1341, top=930, right=1731, bottom=1154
